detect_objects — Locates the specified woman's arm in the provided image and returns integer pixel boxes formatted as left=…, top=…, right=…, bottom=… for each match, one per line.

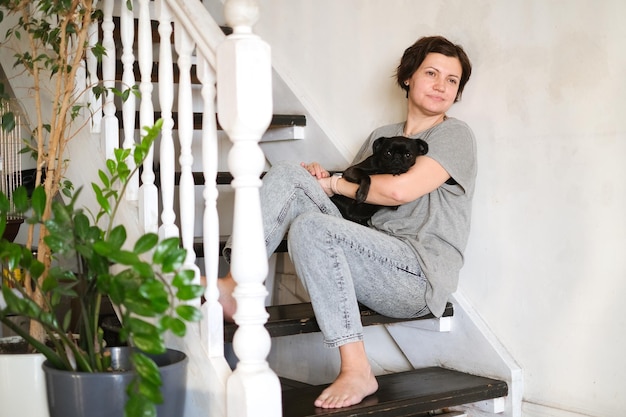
left=327, top=155, right=450, bottom=205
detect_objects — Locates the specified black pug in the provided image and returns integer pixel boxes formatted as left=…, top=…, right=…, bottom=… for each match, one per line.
left=331, top=135, right=428, bottom=225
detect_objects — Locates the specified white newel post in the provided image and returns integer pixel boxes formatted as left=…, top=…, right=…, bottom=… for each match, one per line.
left=217, top=1, right=281, bottom=416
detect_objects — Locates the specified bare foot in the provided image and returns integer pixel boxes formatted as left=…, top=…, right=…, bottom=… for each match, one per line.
left=314, top=367, right=378, bottom=408
left=314, top=341, right=378, bottom=408
left=217, top=273, right=237, bottom=322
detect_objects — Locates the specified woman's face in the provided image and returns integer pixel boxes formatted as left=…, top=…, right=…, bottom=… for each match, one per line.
left=405, top=52, right=462, bottom=117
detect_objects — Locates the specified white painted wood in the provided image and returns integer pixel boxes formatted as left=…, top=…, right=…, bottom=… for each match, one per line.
left=217, top=1, right=281, bottom=416
left=260, top=125, right=305, bottom=142
left=470, top=397, right=506, bottom=414
left=269, top=325, right=412, bottom=386
left=165, top=0, right=225, bottom=68
left=386, top=291, right=523, bottom=417
left=0, top=347, right=49, bottom=417
left=165, top=322, right=230, bottom=417
left=197, top=51, right=225, bottom=357
left=120, top=1, right=138, bottom=202
left=399, top=316, right=452, bottom=332
left=86, top=16, right=101, bottom=133
left=521, top=402, right=596, bottom=417
left=137, top=0, right=158, bottom=233
left=156, top=0, right=179, bottom=240
left=173, top=21, right=201, bottom=283
left=100, top=0, right=119, bottom=160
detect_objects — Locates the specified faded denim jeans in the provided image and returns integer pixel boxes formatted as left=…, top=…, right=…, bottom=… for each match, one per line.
left=224, top=161, right=429, bottom=348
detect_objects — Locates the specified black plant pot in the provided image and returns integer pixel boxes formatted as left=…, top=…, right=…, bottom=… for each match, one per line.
left=42, top=347, right=188, bottom=417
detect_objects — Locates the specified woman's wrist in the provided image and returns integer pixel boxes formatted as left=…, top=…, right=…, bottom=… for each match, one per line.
left=330, top=174, right=342, bottom=195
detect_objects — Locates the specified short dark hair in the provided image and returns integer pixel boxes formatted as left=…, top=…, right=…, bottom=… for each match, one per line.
left=396, top=36, right=472, bottom=102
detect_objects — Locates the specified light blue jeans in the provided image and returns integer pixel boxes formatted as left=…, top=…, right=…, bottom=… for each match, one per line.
left=225, top=161, right=429, bottom=348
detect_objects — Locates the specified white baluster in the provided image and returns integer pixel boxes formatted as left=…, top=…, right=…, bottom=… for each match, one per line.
left=174, top=23, right=200, bottom=280
left=156, top=0, right=179, bottom=240
left=196, top=52, right=222, bottom=355
left=101, top=0, right=119, bottom=159
left=86, top=13, right=101, bottom=133
left=120, top=0, right=138, bottom=201
left=137, top=0, right=158, bottom=233
left=217, top=1, right=281, bottom=415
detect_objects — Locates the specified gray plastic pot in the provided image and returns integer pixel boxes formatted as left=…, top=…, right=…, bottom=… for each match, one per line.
left=42, top=347, right=187, bottom=417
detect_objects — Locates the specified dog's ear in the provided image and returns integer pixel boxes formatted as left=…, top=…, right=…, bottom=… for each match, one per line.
left=372, top=137, right=386, bottom=154
left=414, top=138, right=428, bottom=155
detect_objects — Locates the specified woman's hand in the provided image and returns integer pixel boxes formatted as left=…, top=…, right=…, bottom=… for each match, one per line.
left=301, top=162, right=330, bottom=179
left=317, top=177, right=334, bottom=196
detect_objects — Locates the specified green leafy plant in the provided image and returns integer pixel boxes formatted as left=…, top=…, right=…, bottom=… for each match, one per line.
left=0, top=120, right=204, bottom=416
left=0, top=0, right=106, bottom=344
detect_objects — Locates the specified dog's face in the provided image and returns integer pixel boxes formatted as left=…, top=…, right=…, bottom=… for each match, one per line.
left=372, top=136, right=428, bottom=174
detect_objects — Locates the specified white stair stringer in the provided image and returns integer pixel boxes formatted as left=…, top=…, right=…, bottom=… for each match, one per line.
left=385, top=290, right=523, bottom=417
left=165, top=320, right=231, bottom=417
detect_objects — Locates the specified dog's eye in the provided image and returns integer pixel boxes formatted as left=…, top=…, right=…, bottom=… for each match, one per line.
left=404, top=153, right=411, bottom=159
left=385, top=151, right=392, bottom=157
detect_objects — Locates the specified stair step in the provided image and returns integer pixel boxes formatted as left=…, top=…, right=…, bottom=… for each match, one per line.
left=281, top=367, right=507, bottom=417
left=280, top=376, right=313, bottom=392
left=116, top=110, right=306, bottom=132
left=192, top=236, right=288, bottom=258
left=224, top=301, right=453, bottom=343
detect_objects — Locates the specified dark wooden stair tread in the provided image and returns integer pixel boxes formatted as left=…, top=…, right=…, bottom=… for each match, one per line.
left=224, top=302, right=453, bottom=343
left=116, top=110, right=305, bottom=131
left=281, top=367, right=508, bottom=417
left=192, top=235, right=288, bottom=258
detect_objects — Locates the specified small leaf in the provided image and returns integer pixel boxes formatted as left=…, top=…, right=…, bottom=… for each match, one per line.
left=152, top=237, right=180, bottom=264
left=12, top=186, right=30, bottom=213
left=176, top=285, right=205, bottom=301
left=98, top=169, right=110, bottom=188
left=0, top=193, right=9, bottom=212
left=131, top=352, right=162, bottom=388
left=134, top=233, right=157, bottom=254
left=1, top=111, right=15, bottom=132
left=171, top=269, right=194, bottom=288
left=176, top=305, right=202, bottom=322
left=92, top=183, right=111, bottom=214
left=108, top=225, right=127, bottom=250
left=162, top=316, right=186, bottom=337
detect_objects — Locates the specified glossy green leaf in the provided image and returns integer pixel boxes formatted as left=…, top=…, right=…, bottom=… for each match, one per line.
left=1, top=111, right=15, bottom=132
left=134, top=233, right=158, bottom=254
left=31, top=186, right=46, bottom=218
left=152, top=238, right=180, bottom=264
left=0, top=192, right=10, bottom=213
left=176, top=285, right=205, bottom=301
left=108, top=225, right=127, bottom=250
left=131, top=352, right=162, bottom=387
left=12, top=186, right=30, bottom=213
left=171, top=269, right=194, bottom=288
left=176, top=304, right=202, bottom=322
left=161, top=316, right=186, bottom=337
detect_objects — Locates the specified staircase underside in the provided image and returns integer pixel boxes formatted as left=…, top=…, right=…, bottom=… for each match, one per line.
left=282, top=366, right=508, bottom=417
left=224, top=301, right=453, bottom=343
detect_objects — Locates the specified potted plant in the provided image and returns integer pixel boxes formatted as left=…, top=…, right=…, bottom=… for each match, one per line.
left=0, top=1, right=204, bottom=416
left=0, top=120, right=205, bottom=417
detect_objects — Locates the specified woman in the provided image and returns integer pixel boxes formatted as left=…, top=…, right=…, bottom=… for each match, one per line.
left=219, top=35, right=476, bottom=409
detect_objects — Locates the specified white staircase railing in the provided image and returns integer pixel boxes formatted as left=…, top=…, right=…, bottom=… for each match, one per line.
left=98, top=1, right=279, bottom=415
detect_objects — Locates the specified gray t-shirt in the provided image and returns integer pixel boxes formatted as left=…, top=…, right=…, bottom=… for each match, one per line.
left=353, top=117, right=477, bottom=317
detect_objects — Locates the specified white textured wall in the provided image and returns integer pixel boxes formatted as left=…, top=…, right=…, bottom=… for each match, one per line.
left=254, top=1, right=626, bottom=416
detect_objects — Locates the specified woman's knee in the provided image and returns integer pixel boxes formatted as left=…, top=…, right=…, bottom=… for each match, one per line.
left=267, top=161, right=305, bottom=180
left=288, top=212, right=335, bottom=252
